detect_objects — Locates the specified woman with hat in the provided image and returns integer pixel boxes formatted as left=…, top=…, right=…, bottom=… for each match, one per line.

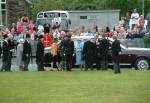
left=16, top=39, right=24, bottom=71
left=75, top=39, right=85, bottom=70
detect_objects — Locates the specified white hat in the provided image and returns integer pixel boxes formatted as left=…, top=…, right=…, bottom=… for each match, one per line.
left=19, top=39, right=24, bottom=43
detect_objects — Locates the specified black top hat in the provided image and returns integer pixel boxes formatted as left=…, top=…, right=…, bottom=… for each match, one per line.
left=38, top=35, right=43, bottom=39
left=3, top=34, right=8, bottom=39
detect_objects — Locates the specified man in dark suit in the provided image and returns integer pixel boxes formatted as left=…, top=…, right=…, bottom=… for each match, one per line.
left=100, top=34, right=111, bottom=70
left=95, top=39, right=102, bottom=70
left=82, top=39, right=96, bottom=71
left=62, top=34, right=74, bottom=71
left=8, top=33, right=16, bottom=70
left=23, top=33, right=31, bottom=71
left=36, top=35, right=44, bottom=71
left=111, top=35, right=121, bottom=74
left=1, top=35, right=12, bottom=71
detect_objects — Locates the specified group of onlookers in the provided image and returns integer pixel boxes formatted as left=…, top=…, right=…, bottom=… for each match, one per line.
left=0, top=9, right=150, bottom=73
left=0, top=23, right=122, bottom=74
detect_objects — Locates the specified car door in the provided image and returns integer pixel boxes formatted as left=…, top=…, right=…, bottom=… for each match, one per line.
left=120, top=48, right=137, bottom=64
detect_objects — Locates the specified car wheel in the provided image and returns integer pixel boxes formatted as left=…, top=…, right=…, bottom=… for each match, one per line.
left=135, top=58, right=149, bottom=70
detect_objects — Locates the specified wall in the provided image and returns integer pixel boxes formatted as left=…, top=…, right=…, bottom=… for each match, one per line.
left=69, top=10, right=120, bottom=30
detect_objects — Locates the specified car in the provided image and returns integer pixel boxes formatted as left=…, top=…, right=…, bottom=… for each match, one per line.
left=118, top=45, right=150, bottom=70
left=44, top=36, right=150, bottom=70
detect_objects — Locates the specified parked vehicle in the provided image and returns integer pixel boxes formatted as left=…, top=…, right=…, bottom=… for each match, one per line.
left=36, top=10, right=71, bottom=30
left=44, top=36, right=150, bottom=70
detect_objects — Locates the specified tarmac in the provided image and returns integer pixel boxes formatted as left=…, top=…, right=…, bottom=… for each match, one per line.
left=0, top=57, right=52, bottom=72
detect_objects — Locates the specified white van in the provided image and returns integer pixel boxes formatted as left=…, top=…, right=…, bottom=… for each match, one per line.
left=36, top=10, right=71, bottom=30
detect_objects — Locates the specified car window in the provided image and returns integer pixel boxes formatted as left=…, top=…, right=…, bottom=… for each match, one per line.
left=38, top=13, right=43, bottom=18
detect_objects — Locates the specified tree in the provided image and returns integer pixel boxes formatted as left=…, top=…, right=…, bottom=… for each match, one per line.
left=31, top=0, right=150, bottom=21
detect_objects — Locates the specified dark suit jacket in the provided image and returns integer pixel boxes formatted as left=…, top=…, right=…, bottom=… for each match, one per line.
left=100, top=38, right=111, bottom=57
left=111, top=40, right=121, bottom=62
left=36, top=40, right=44, bottom=62
left=63, top=39, right=74, bottom=55
left=83, top=41, right=96, bottom=65
left=2, top=41, right=11, bottom=61
left=23, top=40, right=31, bottom=60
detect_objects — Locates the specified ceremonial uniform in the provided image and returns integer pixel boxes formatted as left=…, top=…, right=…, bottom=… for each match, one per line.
left=44, top=23, right=51, bottom=33
left=43, top=34, right=52, bottom=48
left=95, top=41, right=102, bottom=70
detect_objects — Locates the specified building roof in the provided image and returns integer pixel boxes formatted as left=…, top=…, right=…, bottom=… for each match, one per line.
left=25, top=0, right=32, bottom=4
left=68, top=10, right=120, bottom=13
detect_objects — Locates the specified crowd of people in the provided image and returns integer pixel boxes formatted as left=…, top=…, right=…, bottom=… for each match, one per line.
left=0, top=9, right=150, bottom=73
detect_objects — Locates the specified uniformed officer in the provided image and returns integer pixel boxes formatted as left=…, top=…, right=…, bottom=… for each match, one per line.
left=62, top=34, right=74, bottom=71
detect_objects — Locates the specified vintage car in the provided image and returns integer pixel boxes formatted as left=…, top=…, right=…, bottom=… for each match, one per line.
left=36, top=10, right=71, bottom=30
left=44, top=36, right=150, bottom=70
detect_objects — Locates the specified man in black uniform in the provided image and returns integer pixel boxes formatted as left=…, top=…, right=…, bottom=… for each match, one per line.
left=43, top=19, right=51, bottom=33
left=111, top=35, right=121, bottom=74
left=1, top=35, right=12, bottom=71
left=95, top=39, right=102, bottom=70
left=36, top=35, right=44, bottom=71
left=23, top=33, right=31, bottom=71
left=100, top=34, right=111, bottom=70
left=83, top=39, right=95, bottom=71
left=62, top=34, right=74, bottom=71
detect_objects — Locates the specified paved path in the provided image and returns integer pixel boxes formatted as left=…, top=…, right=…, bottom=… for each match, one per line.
left=0, top=57, right=52, bottom=72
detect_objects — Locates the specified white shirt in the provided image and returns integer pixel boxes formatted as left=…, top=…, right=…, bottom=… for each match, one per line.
left=53, top=17, right=61, bottom=25
left=131, top=13, right=139, bottom=24
left=38, top=25, right=44, bottom=32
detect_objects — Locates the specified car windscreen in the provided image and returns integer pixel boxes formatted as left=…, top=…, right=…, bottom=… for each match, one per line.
left=36, top=19, right=69, bottom=29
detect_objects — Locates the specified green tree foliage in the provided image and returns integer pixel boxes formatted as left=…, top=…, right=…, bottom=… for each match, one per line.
left=31, top=0, right=150, bottom=21
left=105, top=0, right=143, bottom=16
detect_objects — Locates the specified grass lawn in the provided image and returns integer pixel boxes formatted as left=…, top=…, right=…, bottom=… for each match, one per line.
left=0, top=70, right=150, bottom=103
